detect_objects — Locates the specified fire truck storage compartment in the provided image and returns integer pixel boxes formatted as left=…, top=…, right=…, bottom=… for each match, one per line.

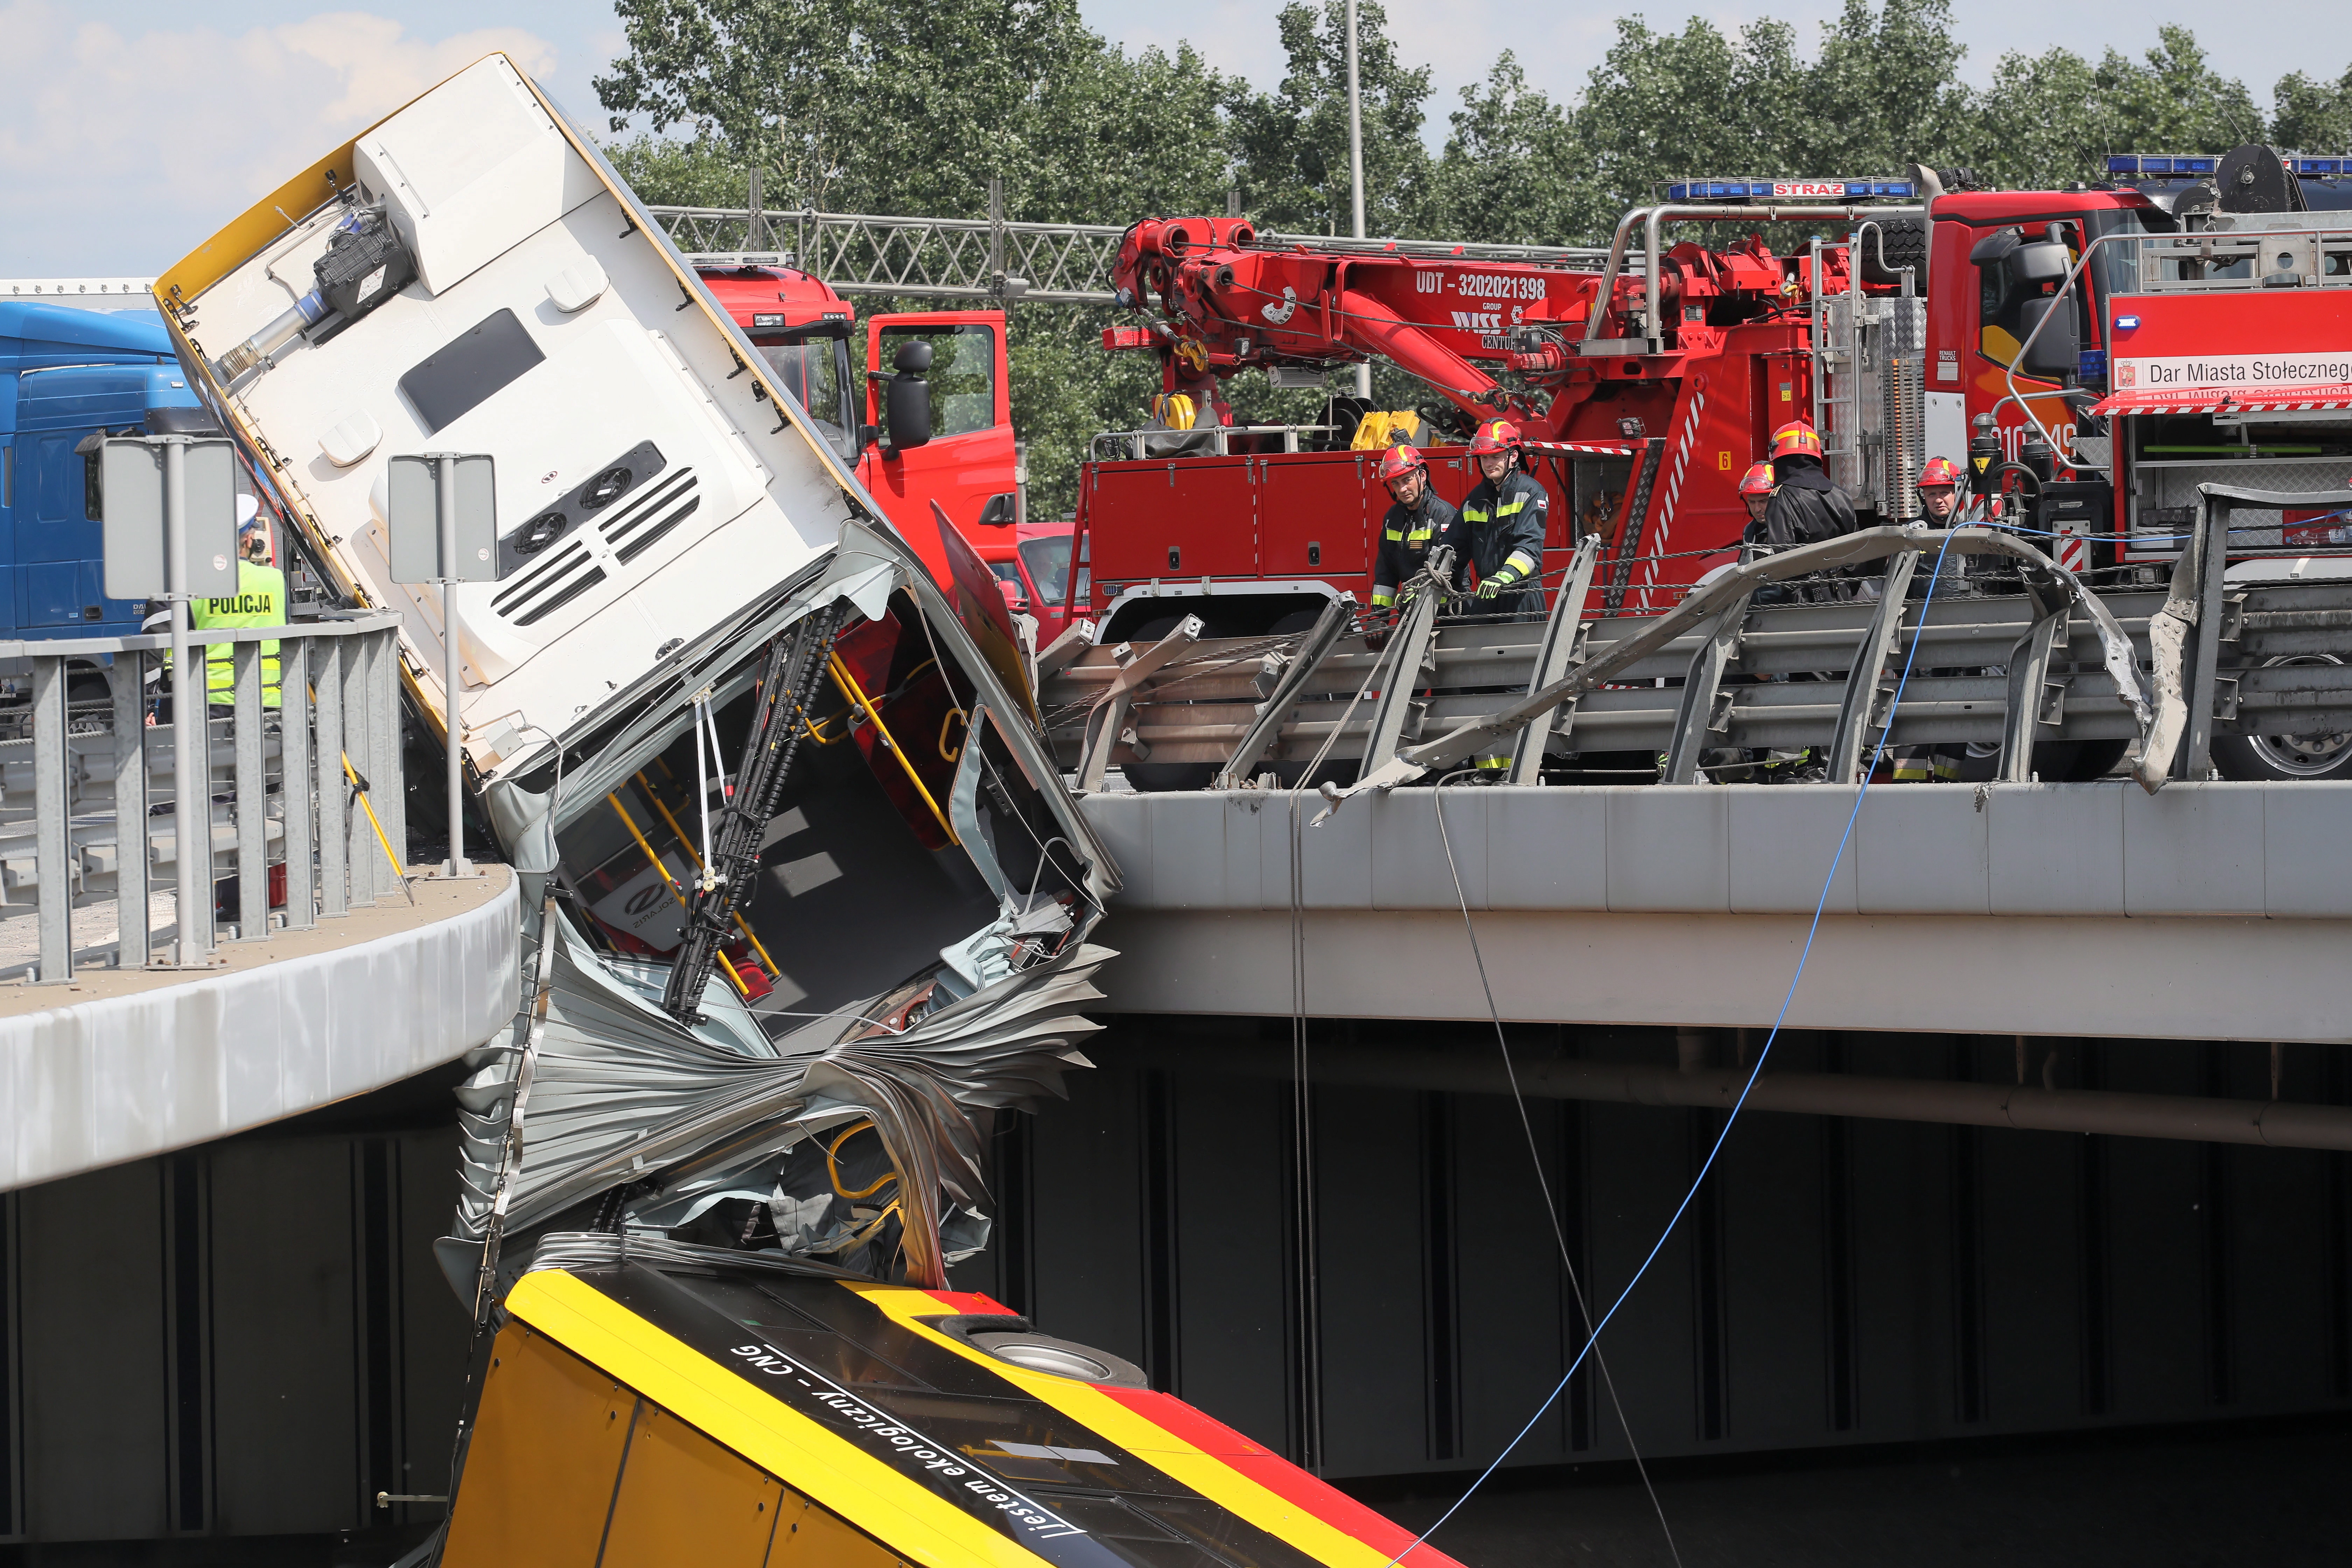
left=2121, top=419, right=2352, bottom=561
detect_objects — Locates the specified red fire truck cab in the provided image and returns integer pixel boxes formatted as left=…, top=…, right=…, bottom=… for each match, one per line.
left=696, top=265, right=1022, bottom=595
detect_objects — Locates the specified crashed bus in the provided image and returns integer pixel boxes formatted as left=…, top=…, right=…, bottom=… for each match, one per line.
left=148, top=51, right=1449, bottom=1568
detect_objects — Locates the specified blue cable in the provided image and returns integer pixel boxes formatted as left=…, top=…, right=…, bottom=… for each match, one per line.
left=1385, top=531, right=1961, bottom=1564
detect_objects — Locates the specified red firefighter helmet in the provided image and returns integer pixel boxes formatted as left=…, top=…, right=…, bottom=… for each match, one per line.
left=1918, top=456, right=1963, bottom=489
left=1769, top=420, right=1824, bottom=461
left=1468, top=418, right=1523, bottom=457
left=1375, top=444, right=1427, bottom=485
left=1737, top=461, right=1776, bottom=496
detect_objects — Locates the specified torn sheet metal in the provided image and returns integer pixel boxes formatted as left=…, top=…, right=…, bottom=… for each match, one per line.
left=451, top=534, right=1119, bottom=1292
left=1330, top=524, right=2155, bottom=802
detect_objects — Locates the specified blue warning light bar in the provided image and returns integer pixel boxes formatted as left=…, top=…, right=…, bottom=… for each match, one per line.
left=2106, top=155, right=2220, bottom=177
left=2109, top=153, right=2350, bottom=178
left=1665, top=178, right=1918, bottom=202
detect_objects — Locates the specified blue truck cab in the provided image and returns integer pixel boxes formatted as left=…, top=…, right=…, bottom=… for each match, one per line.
left=0, top=300, right=210, bottom=642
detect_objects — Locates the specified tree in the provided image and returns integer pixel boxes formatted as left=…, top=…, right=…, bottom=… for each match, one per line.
left=1430, top=52, right=1580, bottom=245
left=2274, top=65, right=2352, bottom=153
left=1975, top=26, right=2265, bottom=190
left=1793, top=0, right=1974, bottom=175
left=1229, top=1, right=1436, bottom=238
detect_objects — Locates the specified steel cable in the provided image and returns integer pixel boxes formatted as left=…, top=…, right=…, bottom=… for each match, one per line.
left=1385, top=528, right=1961, bottom=1564
left=1430, top=768, right=1682, bottom=1567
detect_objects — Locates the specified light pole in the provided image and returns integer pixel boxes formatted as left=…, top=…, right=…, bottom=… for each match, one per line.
left=1345, top=0, right=1371, bottom=401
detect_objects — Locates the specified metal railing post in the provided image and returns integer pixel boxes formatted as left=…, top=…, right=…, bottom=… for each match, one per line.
left=342, top=630, right=377, bottom=908
left=1508, top=536, right=1602, bottom=783
left=281, top=636, right=315, bottom=930
left=1827, top=549, right=1924, bottom=782
left=110, top=648, right=150, bottom=965
left=32, top=654, right=71, bottom=982
left=317, top=637, right=350, bottom=917
left=164, top=438, right=210, bottom=961
left=233, top=639, right=266, bottom=938
left=1661, top=589, right=1758, bottom=784
left=369, top=629, right=405, bottom=894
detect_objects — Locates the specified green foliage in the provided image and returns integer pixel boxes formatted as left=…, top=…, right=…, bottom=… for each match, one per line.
left=595, top=0, right=2341, bottom=516
left=1975, top=27, right=2267, bottom=190
left=2274, top=65, right=2352, bottom=152
left=1230, top=1, right=1435, bottom=236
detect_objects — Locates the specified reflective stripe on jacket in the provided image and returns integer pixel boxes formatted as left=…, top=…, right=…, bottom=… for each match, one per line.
left=1458, top=470, right=1548, bottom=599
left=1371, top=492, right=1462, bottom=608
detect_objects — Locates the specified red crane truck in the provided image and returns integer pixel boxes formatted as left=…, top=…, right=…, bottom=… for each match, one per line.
left=1065, top=150, right=2352, bottom=668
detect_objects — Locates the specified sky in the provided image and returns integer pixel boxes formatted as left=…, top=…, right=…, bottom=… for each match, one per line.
left=2, top=0, right=2348, bottom=282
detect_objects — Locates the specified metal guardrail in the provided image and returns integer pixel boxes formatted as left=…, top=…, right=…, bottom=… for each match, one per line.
left=649, top=200, right=1626, bottom=306
left=1039, top=534, right=2352, bottom=784
left=1088, top=424, right=1348, bottom=461
left=2, top=614, right=405, bottom=983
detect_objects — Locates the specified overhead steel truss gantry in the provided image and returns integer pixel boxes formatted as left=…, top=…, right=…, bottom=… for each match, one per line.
left=645, top=178, right=1619, bottom=306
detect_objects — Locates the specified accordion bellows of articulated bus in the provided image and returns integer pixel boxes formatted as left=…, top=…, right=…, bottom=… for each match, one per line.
left=155, top=53, right=1463, bottom=1568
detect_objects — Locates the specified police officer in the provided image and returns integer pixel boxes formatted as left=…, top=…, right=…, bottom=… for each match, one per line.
left=1368, top=443, right=1461, bottom=617
left=191, top=495, right=287, bottom=710
left=1457, top=418, right=1547, bottom=616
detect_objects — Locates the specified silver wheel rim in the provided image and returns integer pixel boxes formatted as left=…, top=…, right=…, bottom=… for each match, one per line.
left=2249, top=656, right=2352, bottom=776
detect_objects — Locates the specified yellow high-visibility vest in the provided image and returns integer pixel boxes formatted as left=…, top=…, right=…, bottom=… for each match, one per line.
left=191, top=561, right=286, bottom=707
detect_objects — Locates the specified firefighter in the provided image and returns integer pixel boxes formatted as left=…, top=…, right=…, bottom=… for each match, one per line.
left=1917, top=456, right=1964, bottom=525
left=1760, top=420, right=1856, bottom=549
left=191, top=496, right=287, bottom=710
left=1456, top=418, right=1547, bottom=617
left=1891, top=456, right=1970, bottom=782
left=1368, top=444, right=1460, bottom=616
left=1760, top=420, right=1857, bottom=604
left=1737, top=461, right=1775, bottom=544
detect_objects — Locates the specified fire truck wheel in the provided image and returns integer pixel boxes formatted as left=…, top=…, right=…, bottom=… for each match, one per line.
left=2212, top=657, right=2352, bottom=779
left=1858, top=219, right=1929, bottom=287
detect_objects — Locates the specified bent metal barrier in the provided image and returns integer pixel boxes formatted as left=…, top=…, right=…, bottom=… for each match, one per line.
left=0, top=612, right=405, bottom=982
left=1038, top=488, right=2352, bottom=797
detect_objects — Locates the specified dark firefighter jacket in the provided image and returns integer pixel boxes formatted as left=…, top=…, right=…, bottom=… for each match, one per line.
left=1371, top=489, right=1462, bottom=609
left=1760, top=460, right=1858, bottom=551
left=1458, top=468, right=1548, bottom=614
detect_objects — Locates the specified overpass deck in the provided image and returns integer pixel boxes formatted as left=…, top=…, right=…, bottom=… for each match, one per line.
left=1079, top=781, right=2352, bottom=1043
left=0, top=866, right=516, bottom=1191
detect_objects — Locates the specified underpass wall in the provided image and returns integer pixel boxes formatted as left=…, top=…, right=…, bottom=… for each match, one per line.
left=960, top=1017, right=2352, bottom=1480
left=0, top=1021, right=2345, bottom=1545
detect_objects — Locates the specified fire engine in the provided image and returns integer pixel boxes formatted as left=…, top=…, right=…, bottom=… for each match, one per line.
left=693, top=262, right=1070, bottom=635
left=1066, top=148, right=2350, bottom=629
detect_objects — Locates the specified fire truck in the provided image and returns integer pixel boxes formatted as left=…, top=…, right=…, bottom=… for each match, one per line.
left=1065, top=148, right=2352, bottom=668
left=694, top=262, right=1068, bottom=636
left=2069, top=147, right=2352, bottom=777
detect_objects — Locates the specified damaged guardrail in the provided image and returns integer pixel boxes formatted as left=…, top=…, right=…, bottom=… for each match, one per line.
left=1038, top=489, right=2352, bottom=798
